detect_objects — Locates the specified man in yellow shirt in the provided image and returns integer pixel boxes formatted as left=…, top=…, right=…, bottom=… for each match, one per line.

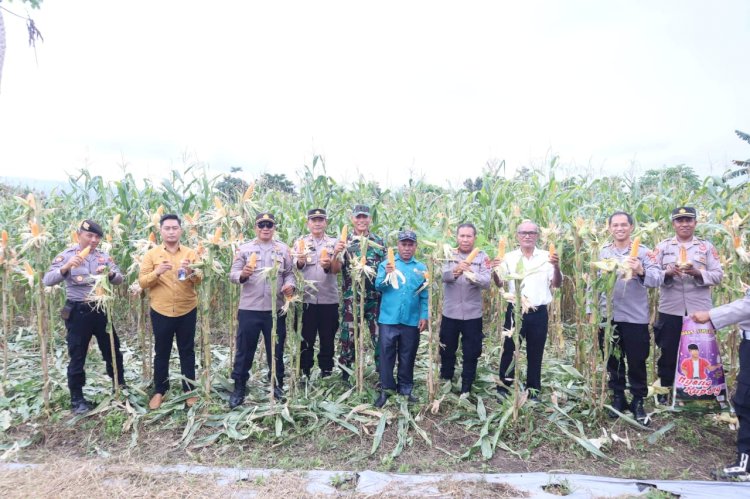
left=138, top=214, right=202, bottom=409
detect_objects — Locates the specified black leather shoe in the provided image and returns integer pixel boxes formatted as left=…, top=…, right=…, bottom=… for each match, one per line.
left=609, top=391, right=628, bottom=419
left=630, top=397, right=649, bottom=425
left=71, top=398, right=92, bottom=415
left=273, top=386, right=285, bottom=401
left=374, top=391, right=389, bottom=408
left=229, top=385, right=246, bottom=409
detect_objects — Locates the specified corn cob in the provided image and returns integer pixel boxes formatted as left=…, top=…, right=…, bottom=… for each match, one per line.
left=78, top=246, right=91, bottom=259
left=1, top=230, right=7, bottom=247
left=24, top=262, right=34, bottom=276
left=497, top=237, right=506, bottom=259
left=320, top=248, right=329, bottom=259
left=149, top=232, right=157, bottom=244
left=734, top=235, right=742, bottom=249
left=112, top=214, right=121, bottom=226
left=211, top=227, right=222, bottom=244
left=248, top=252, right=258, bottom=269
left=387, top=247, right=395, bottom=266
left=340, top=225, right=348, bottom=242
left=30, top=222, right=40, bottom=238
left=630, top=237, right=641, bottom=258
left=242, top=183, right=255, bottom=203
left=679, top=246, right=688, bottom=265
left=548, top=243, right=556, bottom=258
left=298, top=240, right=305, bottom=253
left=465, top=248, right=480, bottom=263
left=71, top=230, right=79, bottom=244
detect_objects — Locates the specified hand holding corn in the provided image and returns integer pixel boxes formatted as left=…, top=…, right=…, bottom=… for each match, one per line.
left=281, top=284, right=294, bottom=298
left=319, top=248, right=331, bottom=269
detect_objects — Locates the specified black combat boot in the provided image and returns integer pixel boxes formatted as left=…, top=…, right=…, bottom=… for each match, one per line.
left=630, top=397, right=649, bottom=425
left=609, top=391, right=628, bottom=419
left=229, top=383, right=246, bottom=409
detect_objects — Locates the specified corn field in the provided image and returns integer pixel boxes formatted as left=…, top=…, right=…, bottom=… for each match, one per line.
left=0, top=157, right=748, bottom=461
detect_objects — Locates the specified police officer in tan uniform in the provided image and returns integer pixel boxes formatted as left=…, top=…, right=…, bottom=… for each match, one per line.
left=228, top=212, right=295, bottom=407
left=293, top=209, right=345, bottom=378
left=652, top=207, right=723, bottom=404
left=693, top=293, right=750, bottom=481
left=43, top=220, right=125, bottom=414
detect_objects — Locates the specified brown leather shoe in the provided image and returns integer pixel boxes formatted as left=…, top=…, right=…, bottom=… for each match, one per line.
left=186, top=396, right=199, bottom=408
left=149, top=393, right=163, bottom=410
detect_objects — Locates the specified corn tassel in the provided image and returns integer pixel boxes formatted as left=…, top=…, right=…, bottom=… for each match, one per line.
left=630, top=237, right=641, bottom=258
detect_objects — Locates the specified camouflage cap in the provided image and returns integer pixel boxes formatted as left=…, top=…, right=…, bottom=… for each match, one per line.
left=352, top=204, right=370, bottom=216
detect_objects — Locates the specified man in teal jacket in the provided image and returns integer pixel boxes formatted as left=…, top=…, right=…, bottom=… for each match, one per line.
left=373, top=230, right=429, bottom=407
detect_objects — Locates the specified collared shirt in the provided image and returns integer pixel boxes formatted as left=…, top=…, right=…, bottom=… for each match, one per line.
left=500, top=248, right=558, bottom=307
left=342, top=232, right=385, bottom=294
left=653, top=236, right=723, bottom=315
left=230, top=238, right=295, bottom=311
left=441, top=248, right=491, bottom=320
left=598, top=242, right=663, bottom=324
left=43, top=245, right=124, bottom=301
left=375, top=255, right=428, bottom=327
left=138, top=244, right=202, bottom=317
left=294, top=234, right=339, bottom=305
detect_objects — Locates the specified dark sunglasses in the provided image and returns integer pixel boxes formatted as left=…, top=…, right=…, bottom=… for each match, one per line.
left=257, top=221, right=274, bottom=229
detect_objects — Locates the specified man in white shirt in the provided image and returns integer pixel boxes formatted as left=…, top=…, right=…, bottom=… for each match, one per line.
left=492, top=220, right=562, bottom=400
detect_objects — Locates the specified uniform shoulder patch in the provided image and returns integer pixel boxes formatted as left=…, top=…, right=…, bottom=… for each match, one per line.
left=55, top=256, right=64, bottom=263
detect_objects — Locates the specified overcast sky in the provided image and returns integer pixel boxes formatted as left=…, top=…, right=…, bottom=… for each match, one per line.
left=1, top=0, right=749, bottom=189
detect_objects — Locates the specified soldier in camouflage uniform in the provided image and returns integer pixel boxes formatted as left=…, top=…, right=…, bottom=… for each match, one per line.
left=339, top=204, right=385, bottom=381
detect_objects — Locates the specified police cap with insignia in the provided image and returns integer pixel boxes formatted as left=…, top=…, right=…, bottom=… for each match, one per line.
left=670, top=206, right=697, bottom=220
left=79, top=219, right=104, bottom=237
left=255, top=212, right=276, bottom=223
left=352, top=204, right=370, bottom=216
left=307, top=208, right=327, bottom=220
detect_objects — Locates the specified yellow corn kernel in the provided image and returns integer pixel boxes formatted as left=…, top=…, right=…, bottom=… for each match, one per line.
left=211, top=227, right=222, bottom=245
left=213, top=197, right=223, bottom=210
left=340, top=225, right=348, bottom=242
left=78, top=246, right=91, bottom=258
left=320, top=248, right=329, bottom=260
left=248, top=252, right=258, bottom=268
left=149, top=232, right=157, bottom=244
left=630, top=237, right=641, bottom=258
left=387, top=247, right=395, bottom=266
left=360, top=254, right=366, bottom=266
left=734, top=235, right=742, bottom=249
left=548, top=243, right=556, bottom=258
left=298, top=240, right=306, bottom=253
left=156, top=205, right=164, bottom=216
left=30, top=222, right=40, bottom=238
left=112, top=214, right=121, bottom=226
left=24, top=261, right=34, bottom=276
left=465, top=248, right=480, bottom=263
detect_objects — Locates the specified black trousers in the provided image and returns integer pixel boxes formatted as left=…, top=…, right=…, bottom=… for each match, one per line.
left=654, top=312, right=683, bottom=387
left=231, top=310, right=287, bottom=387
left=439, top=316, right=483, bottom=390
left=498, top=304, right=548, bottom=392
left=379, top=323, right=419, bottom=395
left=599, top=321, right=650, bottom=398
left=150, top=307, right=197, bottom=394
left=300, top=303, right=339, bottom=375
left=735, top=339, right=750, bottom=454
left=65, top=302, right=124, bottom=397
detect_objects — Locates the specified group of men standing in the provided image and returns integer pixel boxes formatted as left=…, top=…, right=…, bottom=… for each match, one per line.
left=44, top=204, right=750, bottom=480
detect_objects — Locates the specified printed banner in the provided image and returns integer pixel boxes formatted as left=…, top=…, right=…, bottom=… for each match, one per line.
left=674, top=316, right=728, bottom=407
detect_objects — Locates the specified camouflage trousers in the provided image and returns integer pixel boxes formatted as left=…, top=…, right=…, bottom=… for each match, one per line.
left=339, top=294, right=381, bottom=369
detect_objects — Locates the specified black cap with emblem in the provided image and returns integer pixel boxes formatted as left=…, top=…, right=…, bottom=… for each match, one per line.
left=307, top=208, right=327, bottom=219
left=671, top=207, right=697, bottom=220
left=255, top=212, right=276, bottom=223
left=80, top=219, right=104, bottom=237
